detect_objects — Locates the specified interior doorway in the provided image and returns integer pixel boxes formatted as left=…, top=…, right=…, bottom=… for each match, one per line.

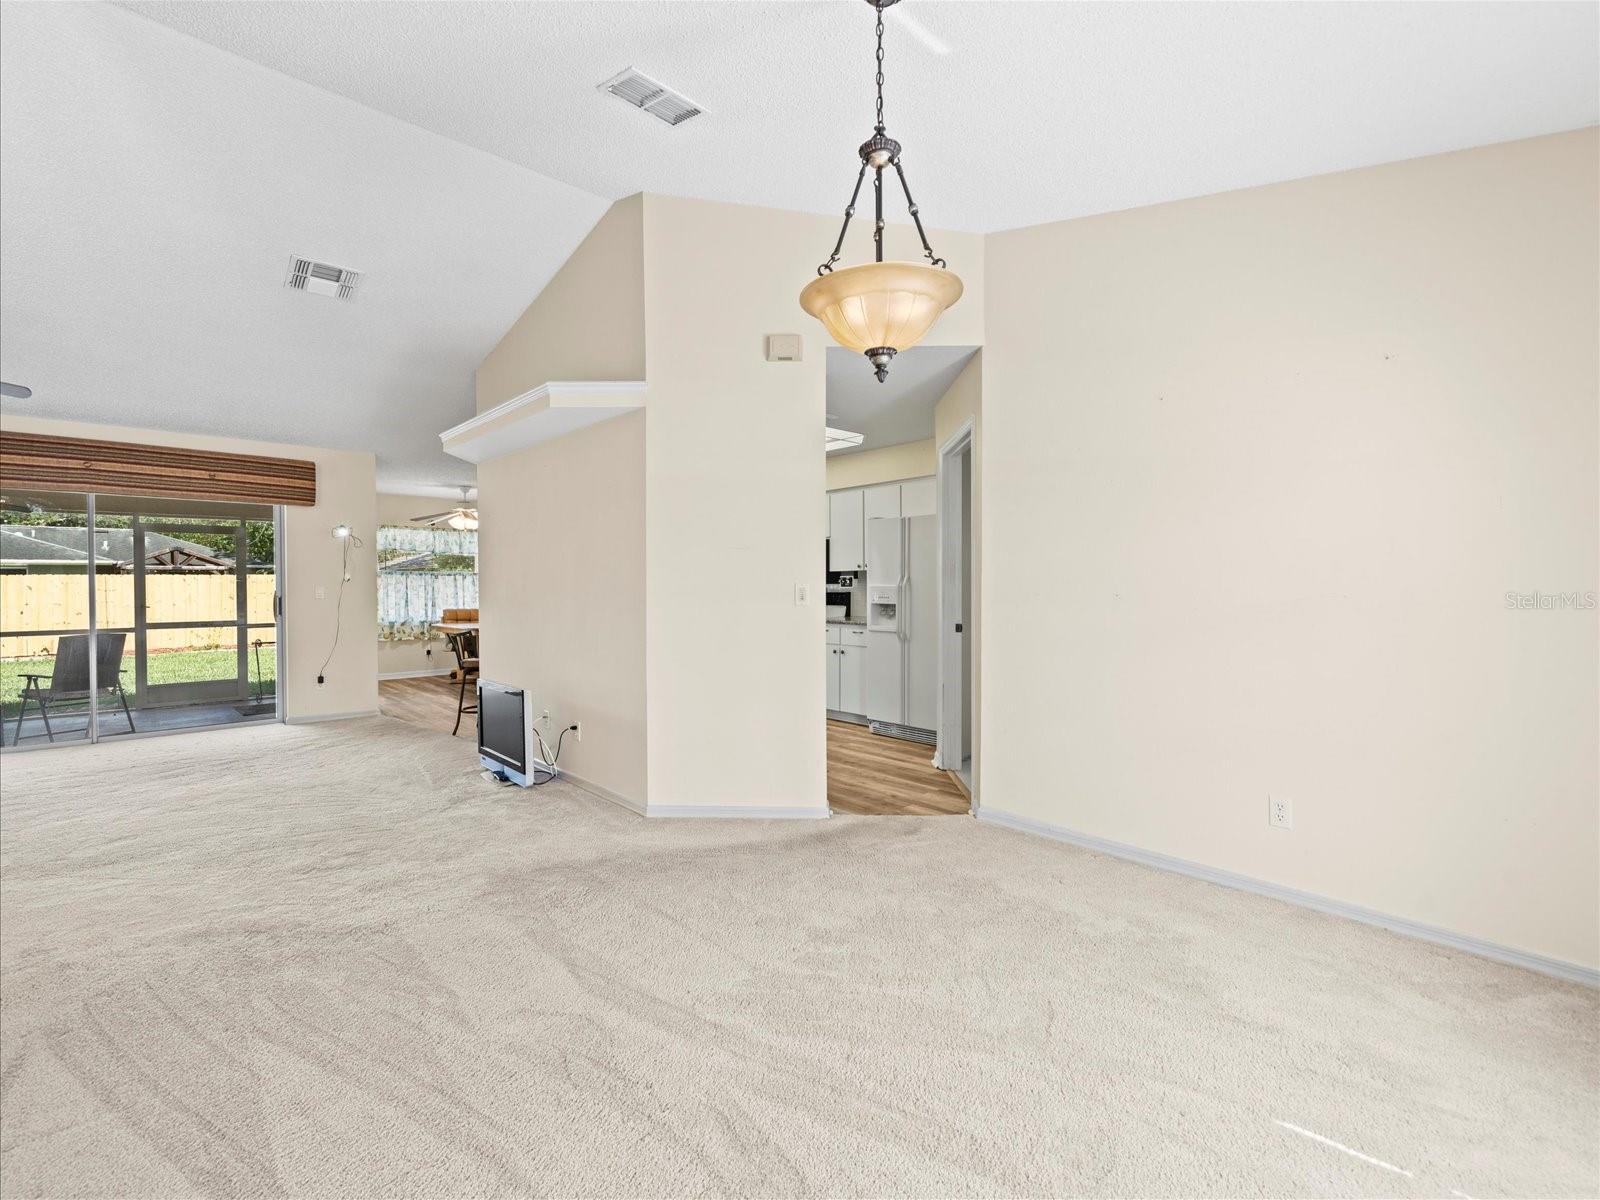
left=936, top=418, right=975, bottom=804
left=821, top=344, right=976, bottom=815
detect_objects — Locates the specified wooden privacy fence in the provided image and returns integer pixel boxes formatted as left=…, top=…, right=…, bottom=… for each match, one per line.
left=0, top=575, right=278, bottom=657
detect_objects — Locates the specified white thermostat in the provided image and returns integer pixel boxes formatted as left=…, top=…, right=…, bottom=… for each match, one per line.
left=765, top=333, right=804, bottom=362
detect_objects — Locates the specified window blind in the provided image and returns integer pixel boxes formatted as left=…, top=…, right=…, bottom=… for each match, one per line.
left=0, top=431, right=317, bottom=506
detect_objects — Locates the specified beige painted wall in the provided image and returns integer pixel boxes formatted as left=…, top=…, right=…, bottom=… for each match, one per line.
left=475, top=412, right=647, bottom=806
left=0, top=414, right=378, bottom=721
left=825, top=439, right=936, bottom=491
left=374, top=491, right=467, bottom=677
left=983, top=130, right=1599, bottom=968
left=933, top=351, right=982, bottom=791
left=641, top=192, right=984, bottom=811
left=475, top=194, right=644, bottom=412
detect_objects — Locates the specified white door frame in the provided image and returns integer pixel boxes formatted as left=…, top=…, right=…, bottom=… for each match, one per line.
left=934, top=417, right=975, bottom=807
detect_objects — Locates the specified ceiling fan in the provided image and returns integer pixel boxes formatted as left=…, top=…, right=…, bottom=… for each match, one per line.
left=412, top=486, right=478, bottom=531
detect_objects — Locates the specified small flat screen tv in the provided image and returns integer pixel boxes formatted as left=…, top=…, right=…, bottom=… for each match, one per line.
left=477, top=680, right=541, bottom=786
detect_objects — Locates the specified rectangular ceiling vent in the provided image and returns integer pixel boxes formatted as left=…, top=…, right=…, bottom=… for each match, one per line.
left=285, top=256, right=361, bottom=300
left=598, top=67, right=703, bottom=127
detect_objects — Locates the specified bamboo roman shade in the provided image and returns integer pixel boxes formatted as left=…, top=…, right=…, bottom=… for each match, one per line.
left=0, top=431, right=317, bottom=506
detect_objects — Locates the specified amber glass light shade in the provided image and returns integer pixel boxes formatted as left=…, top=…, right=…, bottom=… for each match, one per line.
left=799, top=261, right=963, bottom=357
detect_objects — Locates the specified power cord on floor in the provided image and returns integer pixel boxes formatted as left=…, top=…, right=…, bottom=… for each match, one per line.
left=480, top=723, right=576, bottom=788
left=527, top=724, right=578, bottom=786
left=317, top=527, right=363, bottom=686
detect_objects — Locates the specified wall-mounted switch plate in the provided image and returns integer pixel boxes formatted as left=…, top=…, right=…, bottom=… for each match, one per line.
left=794, top=583, right=810, bottom=605
left=314, top=585, right=326, bottom=600
left=1269, top=796, right=1293, bottom=830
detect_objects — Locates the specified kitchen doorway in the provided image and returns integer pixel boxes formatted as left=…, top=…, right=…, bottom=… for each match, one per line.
left=822, top=344, right=976, bottom=815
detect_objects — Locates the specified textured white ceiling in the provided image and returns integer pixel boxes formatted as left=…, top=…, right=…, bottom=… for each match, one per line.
left=0, top=3, right=607, bottom=492
left=120, top=0, right=1598, bottom=233
left=827, top=346, right=977, bottom=454
left=2, top=2, right=1595, bottom=491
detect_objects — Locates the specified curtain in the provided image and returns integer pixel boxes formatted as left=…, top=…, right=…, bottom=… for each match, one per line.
left=377, top=526, right=478, bottom=640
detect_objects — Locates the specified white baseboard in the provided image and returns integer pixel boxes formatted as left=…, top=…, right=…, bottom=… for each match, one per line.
left=378, top=668, right=451, bottom=681
left=286, top=708, right=382, bottom=725
left=647, top=804, right=831, bottom=820
left=557, top=769, right=647, bottom=817
left=977, top=806, right=1599, bottom=988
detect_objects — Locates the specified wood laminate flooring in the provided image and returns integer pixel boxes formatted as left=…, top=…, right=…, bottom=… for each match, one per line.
left=380, top=675, right=468, bottom=732
left=827, top=719, right=969, bottom=816
left=379, top=681, right=968, bottom=815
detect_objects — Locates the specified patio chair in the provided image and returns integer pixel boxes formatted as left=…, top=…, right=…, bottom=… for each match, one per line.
left=13, top=634, right=137, bottom=744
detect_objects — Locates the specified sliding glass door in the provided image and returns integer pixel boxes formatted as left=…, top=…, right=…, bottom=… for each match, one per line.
left=1, top=490, right=282, bottom=751
left=1, top=490, right=93, bottom=747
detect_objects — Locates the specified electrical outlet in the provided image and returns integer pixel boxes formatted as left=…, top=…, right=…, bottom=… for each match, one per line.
left=794, top=583, right=810, bottom=606
left=539, top=708, right=551, bottom=729
left=571, top=722, right=582, bottom=742
left=1269, top=796, right=1293, bottom=830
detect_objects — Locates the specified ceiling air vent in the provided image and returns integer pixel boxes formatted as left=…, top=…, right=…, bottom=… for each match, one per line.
left=598, top=67, right=703, bottom=127
left=285, top=256, right=361, bottom=300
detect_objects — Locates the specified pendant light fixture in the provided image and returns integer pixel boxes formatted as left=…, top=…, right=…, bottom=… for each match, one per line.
left=800, top=0, right=962, bottom=382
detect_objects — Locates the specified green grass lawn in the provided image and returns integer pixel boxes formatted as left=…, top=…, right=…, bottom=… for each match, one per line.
left=0, top=648, right=277, bottom=717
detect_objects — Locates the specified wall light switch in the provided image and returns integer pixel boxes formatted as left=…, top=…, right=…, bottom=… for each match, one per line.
left=766, top=333, right=803, bottom=362
left=315, top=585, right=326, bottom=600
left=794, top=583, right=810, bottom=606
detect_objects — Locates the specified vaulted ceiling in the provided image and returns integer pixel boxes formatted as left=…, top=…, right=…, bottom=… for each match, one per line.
left=2, top=2, right=1594, bottom=490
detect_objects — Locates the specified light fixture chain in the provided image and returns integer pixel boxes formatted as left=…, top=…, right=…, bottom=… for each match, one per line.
left=874, top=6, right=885, bottom=131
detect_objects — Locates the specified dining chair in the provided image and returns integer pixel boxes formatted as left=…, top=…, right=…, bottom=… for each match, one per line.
left=446, top=630, right=479, bottom=736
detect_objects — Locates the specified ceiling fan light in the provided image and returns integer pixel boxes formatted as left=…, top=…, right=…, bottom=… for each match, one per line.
left=446, top=512, right=478, bottom=531
left=799, top=261, right=963, bottom=371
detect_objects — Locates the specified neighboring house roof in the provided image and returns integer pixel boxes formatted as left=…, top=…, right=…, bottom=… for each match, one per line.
left=0, top=526, right=232, bottom=570
left=380, top=552, right=436, bottom=573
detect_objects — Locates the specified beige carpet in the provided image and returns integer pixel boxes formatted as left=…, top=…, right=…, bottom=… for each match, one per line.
left=1, top=717, right=1595, bottom=1199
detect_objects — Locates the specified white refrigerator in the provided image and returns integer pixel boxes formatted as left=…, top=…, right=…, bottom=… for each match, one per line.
left=865, top=515, right=938, bottom=731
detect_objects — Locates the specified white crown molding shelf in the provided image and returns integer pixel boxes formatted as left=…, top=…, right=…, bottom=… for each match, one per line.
left=439, top=381, right=646, bottom=464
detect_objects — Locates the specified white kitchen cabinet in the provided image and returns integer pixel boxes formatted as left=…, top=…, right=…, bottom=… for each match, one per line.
left=900, top=476, right=936, bottom=518
left=838, top=644, right=865, bottom=714
left=828, top=489, right=866, bottom=572
left=825, top=640, right=867, bottom=715
left=864, top=483, right=901, bottom=521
